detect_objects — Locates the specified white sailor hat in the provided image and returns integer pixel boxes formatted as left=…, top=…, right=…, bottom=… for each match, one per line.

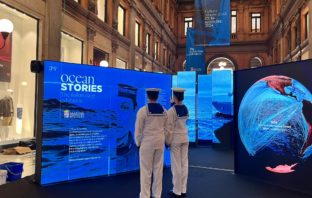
left=172, top=88, right=185, bottom=101
left=146, top=88, right=161, bottom=92
left=171, top=88, right=186, bottom=92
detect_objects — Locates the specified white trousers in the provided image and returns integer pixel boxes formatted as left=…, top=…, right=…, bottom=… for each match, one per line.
left=139, top=147, right=164, bottom=198
left=170, top=143, right=189, bottom=195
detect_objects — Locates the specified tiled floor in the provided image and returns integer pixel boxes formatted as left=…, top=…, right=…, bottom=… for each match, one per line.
left=0, top=152, right=35, bottom=178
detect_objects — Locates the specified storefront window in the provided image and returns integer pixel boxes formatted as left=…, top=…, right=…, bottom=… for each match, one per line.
left=146, top=33, right=150, bottom=55
left=184, top=17, right=192, bottom=36
left=93, top=47, right=109, bottom=66
left=116, top=58, right=127, bottom=69
left=0, top=3, right=38, bottom=143
left=135, top=21, right=141, bottom=47
left=61, top=32, right=83, bottom=64
left=118, top=5, right=126, bottom=36
left=97, top=0, right=107, bottom=22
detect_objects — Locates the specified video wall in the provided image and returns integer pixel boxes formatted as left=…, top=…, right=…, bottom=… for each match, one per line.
left=234, top=60, right=312, bottom=195
left=198, top=75, right=212, bottom=141
left=174, top=70, right=234, bottom=144
left=38, top=61, right=172, bottom=185
left=176, top=72, right=196, bottom=143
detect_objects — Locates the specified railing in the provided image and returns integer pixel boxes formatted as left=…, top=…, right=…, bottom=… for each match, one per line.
left=231, top=34, right=237, bottom=39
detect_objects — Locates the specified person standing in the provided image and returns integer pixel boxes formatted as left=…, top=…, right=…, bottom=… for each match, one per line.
left=166, top=88, right=189, bottom=198
left=135, top=88, right=167, bottom=198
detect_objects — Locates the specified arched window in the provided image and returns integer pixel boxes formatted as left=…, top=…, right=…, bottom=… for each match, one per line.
left=250, top=57, right=263, bottom=68
left=207, top=57, right=235, bottom=73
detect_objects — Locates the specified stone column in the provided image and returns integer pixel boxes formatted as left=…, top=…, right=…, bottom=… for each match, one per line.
left=142, top=19, right=147, bottom=70
left=111, top=0, right=120, bottom=67
left=86, top=27, right=96, bottom=65
left=112, top=0, right=120, bottom=29
left=151, top=30, right=156, bottom=72
left=44, top=0, right=62, bottom=61
left=128, top=1, right=137, bottom=69
left=159, top=35, right=164, bottom=71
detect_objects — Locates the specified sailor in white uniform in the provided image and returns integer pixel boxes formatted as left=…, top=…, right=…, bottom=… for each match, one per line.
left=166, top=88, right=189, bottom=198
left=135, top=88, right=167, bottom=198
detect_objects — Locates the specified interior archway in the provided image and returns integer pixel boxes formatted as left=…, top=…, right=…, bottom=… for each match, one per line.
left=207, top=57, right=235, bottom=73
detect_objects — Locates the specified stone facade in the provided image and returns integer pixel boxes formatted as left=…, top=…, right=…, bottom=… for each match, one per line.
left=1, top=0, right=311, bottom=73
left=1, top=0, right=177, bottom=73
left=176, top=0, right=312, bottom=71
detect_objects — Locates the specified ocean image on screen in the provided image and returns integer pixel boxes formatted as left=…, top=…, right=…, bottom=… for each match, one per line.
left=197, top=71, right=233, bottom=142
left=238, top=75, right=312, bottom=173
left=177, top=72, right=196, bottom=142
left=176, top=71, right=233, bottom=143
left=41, top=61, right=171, bottom=184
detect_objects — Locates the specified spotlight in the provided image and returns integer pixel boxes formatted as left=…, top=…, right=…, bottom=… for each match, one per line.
left=218, top=61, right=227, bottom=69
left=99, top=60, right=109, bottom=67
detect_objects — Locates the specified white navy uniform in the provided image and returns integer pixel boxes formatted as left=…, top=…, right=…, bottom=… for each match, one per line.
left=135, top=103, right=167, bottom=198
left=166, top=104, right=189, bottom=196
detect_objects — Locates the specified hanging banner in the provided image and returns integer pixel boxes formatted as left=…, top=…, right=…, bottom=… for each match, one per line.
left=185, top=28, right=206, bottom=74
left=194, top=0, right=230, bottom=46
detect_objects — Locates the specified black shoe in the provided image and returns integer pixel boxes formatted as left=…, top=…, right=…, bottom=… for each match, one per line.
left=181, top=193, right=187, bottom=197
left=168, top=191, right=181, bottom=197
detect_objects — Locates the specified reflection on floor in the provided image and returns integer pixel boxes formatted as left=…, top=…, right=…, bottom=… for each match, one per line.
left=0, top=152, right=35, bottom=179
left=0, top=147, right=311, bottom=198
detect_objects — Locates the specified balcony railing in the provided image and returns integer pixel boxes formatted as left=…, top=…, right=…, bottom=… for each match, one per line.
left=231, top=33, right=237, bottom=39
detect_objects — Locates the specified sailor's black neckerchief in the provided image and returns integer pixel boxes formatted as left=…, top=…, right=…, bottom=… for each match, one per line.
left=146, top=103, right=166, bottom=116
left=174, top=104, right=188, bottom=119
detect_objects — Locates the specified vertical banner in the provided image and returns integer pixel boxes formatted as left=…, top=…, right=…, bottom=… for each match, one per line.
left=185, top=28, right=206, bottom=74
left=194, top=0, right=230, bottom=46
left=0, top=34, right=12, bottom=82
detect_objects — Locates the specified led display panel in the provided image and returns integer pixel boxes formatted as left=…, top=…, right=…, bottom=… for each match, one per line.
left=37, top=61, right=172, bottom=185
left=177, top=71, right=196, bottom=143
left=234, top=60, right=312, bottom=195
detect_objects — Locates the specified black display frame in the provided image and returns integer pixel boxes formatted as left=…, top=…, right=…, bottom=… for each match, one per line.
left=234, top=59, right=312, bottom=195
left=31, top=60, right=173, bottom=185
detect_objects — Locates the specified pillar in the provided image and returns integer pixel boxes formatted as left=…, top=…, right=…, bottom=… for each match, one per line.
left=44, top=0, right=62, bottom=60
left=128, top=2, right=136, bottom=69
left=86, top=27, right=96, bottom=65
left=111, top=0, right=120, bottom=67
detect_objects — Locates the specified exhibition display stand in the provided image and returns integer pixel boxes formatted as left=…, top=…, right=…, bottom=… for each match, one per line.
left=27, top=59, right=312, bottom=197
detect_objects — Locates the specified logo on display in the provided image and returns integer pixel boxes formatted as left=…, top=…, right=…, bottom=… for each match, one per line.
left=60, top=74, right=103, bottom=93
left=63, top=110, right=85, bottom=119
left=187, top=48, right=205, bottom=56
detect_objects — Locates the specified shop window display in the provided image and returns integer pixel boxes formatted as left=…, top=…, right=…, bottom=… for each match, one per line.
left=0, top=3, right=38, bottom=143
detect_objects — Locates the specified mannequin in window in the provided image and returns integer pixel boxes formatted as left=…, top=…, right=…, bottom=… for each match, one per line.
left=0, top=96, right=14, bottom=141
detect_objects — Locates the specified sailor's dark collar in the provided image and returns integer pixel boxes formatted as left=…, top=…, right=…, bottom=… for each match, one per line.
left=146, top=103, right=166, bottom=116
left=174, top=104, right=188, bottom=118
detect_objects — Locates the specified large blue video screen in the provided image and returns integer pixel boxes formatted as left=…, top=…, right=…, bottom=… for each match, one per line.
left=177, top=71, right=196, bottom=143
left=234, top=60, right=312, bottom=195
left=40, top=61, right=172, bottom=185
